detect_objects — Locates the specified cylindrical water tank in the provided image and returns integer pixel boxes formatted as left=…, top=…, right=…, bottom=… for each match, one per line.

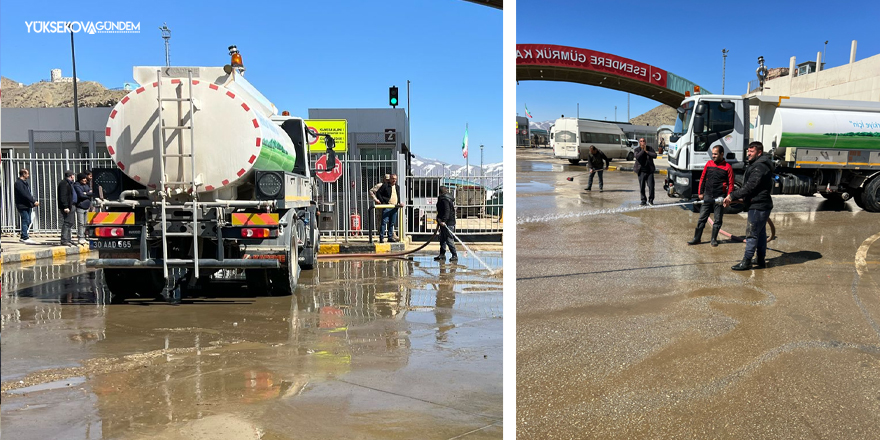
left=766, top=107, right=880, bottom=159
left=105, top=67, right=296, bottom=193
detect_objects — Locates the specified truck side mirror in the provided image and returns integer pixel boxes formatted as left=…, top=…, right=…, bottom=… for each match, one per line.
left=695, top=102, right=707, bottom=115
left=720, top=100, right=734, bottom=111
left=693, top=114, right=705, bottom=134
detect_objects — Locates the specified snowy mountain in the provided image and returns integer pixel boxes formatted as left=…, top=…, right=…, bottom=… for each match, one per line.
left=529, top=120, right=554, bottom=131
left=411, top=154, right=502, bottom=179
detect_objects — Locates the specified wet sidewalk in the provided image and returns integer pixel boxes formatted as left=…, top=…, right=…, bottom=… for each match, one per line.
left=0, top=235, right=93, bottom=266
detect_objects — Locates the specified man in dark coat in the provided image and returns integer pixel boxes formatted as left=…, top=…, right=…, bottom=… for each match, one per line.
left=633, top=138, right=657, bottom=205
left=56, top=170, right=77, bottom=246
left=375, top=174, right=403, bottom=243
left=724, top=141, right=775, bottom=270
left=14, top=169, right=40, bottom=244
left=584, top=145, right=611, bottom=192
left=73, top=172, right=94, bottom=244
left=434, top=186, right=458, bottom=262
left=689, top=145, right=734, bottom=246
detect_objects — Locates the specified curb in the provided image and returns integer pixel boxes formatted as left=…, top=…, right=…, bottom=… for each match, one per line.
left=318, top=242, right=406, bottom=255
left=0, top=244, right=93, bottom=266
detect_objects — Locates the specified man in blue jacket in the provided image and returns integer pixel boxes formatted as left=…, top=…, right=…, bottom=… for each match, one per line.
left=724, top=141, right=774, bottom=270
left=14, top=169, right=40, bottom=244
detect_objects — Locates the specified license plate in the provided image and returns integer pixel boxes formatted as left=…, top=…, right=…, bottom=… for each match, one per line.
left=91, top=240, right=137, bottom=250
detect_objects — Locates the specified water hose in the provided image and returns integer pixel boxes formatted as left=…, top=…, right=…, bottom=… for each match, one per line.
left=443, top=224, right=496, bottom=274
left=317, top=227, right=439, bottom=259
left=694, top=198, right=777, bottom=243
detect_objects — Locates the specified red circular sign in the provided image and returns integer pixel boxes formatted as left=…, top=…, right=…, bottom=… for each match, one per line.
left=315, top=154, right=343, bottom=183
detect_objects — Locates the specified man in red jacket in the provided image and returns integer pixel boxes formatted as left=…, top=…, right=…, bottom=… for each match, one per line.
left=688, top=145, right=734, bottom=247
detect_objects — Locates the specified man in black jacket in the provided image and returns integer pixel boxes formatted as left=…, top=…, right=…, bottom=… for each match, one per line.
left=56, top=170, right=77, bottom=246
left=14, top=169, right=40, bottom=244
left=584, top=145, right=610, bottom=192
left=633, top=138, right=657, bottom=205
left=434, top=186, right=458, bottom=262
left=376, top=174, right=403, bottom=243
left=724, top=141, right=774, bottom=270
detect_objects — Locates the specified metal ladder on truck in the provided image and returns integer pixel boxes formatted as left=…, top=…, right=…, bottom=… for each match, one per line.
left=156, top=69, right=200, bottom=293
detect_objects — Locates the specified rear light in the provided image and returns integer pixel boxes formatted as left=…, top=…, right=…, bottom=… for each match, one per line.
left=95, top=227, right=125, bottom=237
left=241, top=228, right=270, bottom=238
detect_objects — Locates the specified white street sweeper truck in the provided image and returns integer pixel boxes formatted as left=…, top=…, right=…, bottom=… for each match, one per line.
left=86, top=47, right=327, bottom=301
left=664, top=94, right=880, bottom=212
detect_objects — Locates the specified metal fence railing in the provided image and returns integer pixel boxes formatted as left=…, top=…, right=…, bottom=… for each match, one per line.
left=2, top=153, right=113, bottom=236
left=406, top=174, right=502, bottom=235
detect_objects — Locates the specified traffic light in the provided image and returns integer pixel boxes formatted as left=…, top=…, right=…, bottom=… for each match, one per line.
left=389, top=86, right=399, bottom=108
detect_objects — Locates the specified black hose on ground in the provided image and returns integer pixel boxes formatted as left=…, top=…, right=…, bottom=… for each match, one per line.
left=317, top=227, right=439, bottom=259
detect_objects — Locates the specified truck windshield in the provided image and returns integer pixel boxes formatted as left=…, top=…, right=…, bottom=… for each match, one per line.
left=674, top=101, right=694, bottom=136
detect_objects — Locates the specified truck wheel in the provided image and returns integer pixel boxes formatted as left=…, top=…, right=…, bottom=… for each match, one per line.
left=852, top=189, right=867, bottom=210
left=269, top=230, right=299, bottom=296
left=725, top=175, right=745, bottom=215
left=626, top=152, right=634, bottom=161
left=568, top=159, right=580, bottom=165
left=103, top=269, right=164, bottom=303
left=860, top=177, right=880, bottom=213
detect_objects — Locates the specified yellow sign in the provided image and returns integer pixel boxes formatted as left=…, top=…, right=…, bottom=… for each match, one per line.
left=305, top=119, right=348, bottom=153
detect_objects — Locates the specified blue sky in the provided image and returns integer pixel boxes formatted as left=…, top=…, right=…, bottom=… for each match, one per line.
left=516, top=0, right=880, bottom=126
left=0, top=0, right=502, bottom=166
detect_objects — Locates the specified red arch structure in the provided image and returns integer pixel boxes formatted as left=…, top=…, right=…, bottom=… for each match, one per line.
left=516, top=44, right=709, bottom=108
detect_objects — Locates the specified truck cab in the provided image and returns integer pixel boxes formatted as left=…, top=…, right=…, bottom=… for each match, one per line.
left=665, top=95, right=748, bottom=199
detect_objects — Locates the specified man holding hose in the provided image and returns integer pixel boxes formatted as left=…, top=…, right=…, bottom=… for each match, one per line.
left=688, top=145, right=734, bottom=247
left=434, top=186, right=458, bottom=262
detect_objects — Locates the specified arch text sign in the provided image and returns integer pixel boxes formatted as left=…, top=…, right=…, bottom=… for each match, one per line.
left=516, top=44, right=667, bottom=88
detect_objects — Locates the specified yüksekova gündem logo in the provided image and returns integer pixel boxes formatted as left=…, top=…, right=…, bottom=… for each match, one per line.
left=25, top=21, right=140, bottom=34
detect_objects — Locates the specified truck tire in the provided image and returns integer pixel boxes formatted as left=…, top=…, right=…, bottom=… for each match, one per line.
left=103, top=269, right=164, bottom=303
left=860, top=177, right=880, bottom=213
left=725, top=175, right=745, bottom=215
left=568, top=159, right=580, bottom=165
left=269, top=230, right=299, bottom=296
left=852, top=189, right=867, bottom=210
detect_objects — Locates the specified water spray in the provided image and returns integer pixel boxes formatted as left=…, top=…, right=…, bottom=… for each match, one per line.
left=443, top=224, right=496, bottom=275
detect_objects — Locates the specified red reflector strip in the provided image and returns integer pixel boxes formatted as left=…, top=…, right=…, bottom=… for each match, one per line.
left=256, top=137, right=261, bottom=147
left=133, top=175, right=141, bottom=181
left=136, top=87, right=145, bottom=94
left=241, top=228, right=270, bottom=238
left=152, top=82, right=158, bottom=88
left=209, top=84, right=219, bottom=90
left=241, top=103, right=250, bottom=111
left=192, top=80, right=200, bottom=85
left=252, top=119, right=259, bottom=128
left=107, top=146, right=115, bottom=155
left=171, top=79, right=181, bottom=84
left=95, top=227, right=125, bottom=238
left=117, top=162, right=126, bottom=170
left=106, top=127, right=111, bottom=136
left=222, top=179, right=230, bottom=186
left=226, top=91, right=236, bottom=99
left=248, top=155, right=257, bottom=164
left=205, top=185, right=214, bottom=191
left=121, top=96, right=130, bottom=104
left=110, top=109, right=117, bottom=119
left=237, top=168, right=246, bottom=177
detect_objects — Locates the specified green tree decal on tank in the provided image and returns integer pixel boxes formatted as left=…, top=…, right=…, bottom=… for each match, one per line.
left=779, top=132, right=880, bottom=150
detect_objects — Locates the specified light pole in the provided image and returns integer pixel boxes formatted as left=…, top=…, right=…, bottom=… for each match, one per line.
left=480, top=144, right=484, bottom=173
left=68, top=23, right=81, bottom=154
left=722, top=48, right=729, bottom=94
left=160, top=23, right=171, bottom=66
left=614, top=106, right=617, bottom=121
left=823, top=40, right=828, bottom=70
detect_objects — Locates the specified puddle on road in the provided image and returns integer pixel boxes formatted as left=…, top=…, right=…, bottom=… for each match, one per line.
left=516, top=161, right=555, bottom=173
left=516, top=180, right=554, bottom=193
left=1, top=253, right=504, bottom=439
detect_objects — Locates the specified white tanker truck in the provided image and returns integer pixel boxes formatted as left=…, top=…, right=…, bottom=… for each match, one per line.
left=87, top=49, right=326, bottom=302
left=664, top=94, right=880, bottom=212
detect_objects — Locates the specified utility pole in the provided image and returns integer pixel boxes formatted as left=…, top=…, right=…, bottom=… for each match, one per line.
left=160, top=23, right=171, bottom=66
left=614, top=106, right=617, bottom=122
left=68, top=23, right=81, bottom=154
left=627, top=93, right=630, bottom=122
left=480, top=144, right=484, bottom=173
left=577, top=103, right=579, bottom=118
left=823, top=40, right=828, bottom=70
left=722, top=48, right=729, bottom=94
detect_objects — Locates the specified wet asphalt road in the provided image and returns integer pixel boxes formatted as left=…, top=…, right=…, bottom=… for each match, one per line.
left=516, top=148, right=880, bottom=439
left=1, top=252, right=503, bottom=439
